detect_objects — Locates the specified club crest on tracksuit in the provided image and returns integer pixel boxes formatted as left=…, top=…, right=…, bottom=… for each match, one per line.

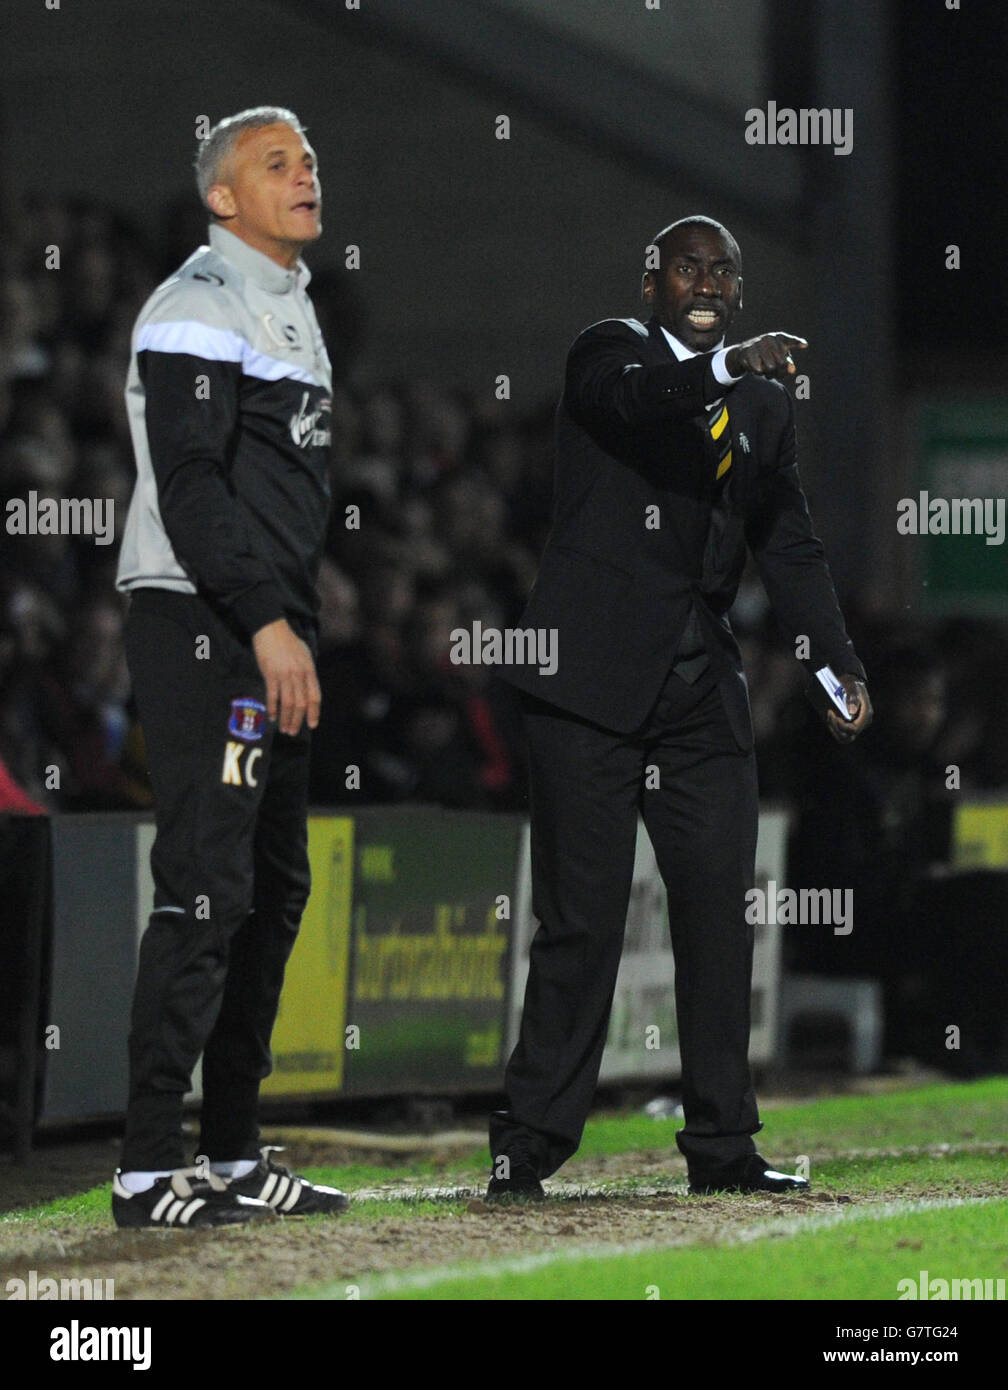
left=228, top=698, right=266, bottom=742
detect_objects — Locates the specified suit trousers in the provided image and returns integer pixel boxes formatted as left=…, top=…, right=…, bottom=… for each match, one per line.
left=491, top=660, right=763, bottom=1179
left=120, top=589, right=311, bottom=1170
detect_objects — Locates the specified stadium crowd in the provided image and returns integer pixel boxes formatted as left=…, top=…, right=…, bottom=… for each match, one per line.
left=3, top=195, right=1007, bottom=820
left=2, top=196, right=1008, bottom=1071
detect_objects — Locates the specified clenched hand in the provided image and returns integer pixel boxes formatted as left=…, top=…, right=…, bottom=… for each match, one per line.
left=826, top=675, right=873, bottom=745
left=725, top=333, right=808, bottom=381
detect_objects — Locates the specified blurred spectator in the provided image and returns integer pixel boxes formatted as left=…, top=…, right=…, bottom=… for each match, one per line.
left=309, top=559, right=414, bottom=805
left=0, top=277, right=49, bottom=379
left=0, top=753, right=45, bottom=814
left=930, top=615, right=1008, bottom=791
left=35, top=598, right=147, bottom=810
left=784, top=631, right=1008, bottom=1073
left=0, top=584, right=66, bottom=804
left=787, top=639, right=950, bottom=966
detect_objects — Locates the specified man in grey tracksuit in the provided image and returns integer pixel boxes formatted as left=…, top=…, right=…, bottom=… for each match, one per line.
left=112, top=107, right=347, bottom=1227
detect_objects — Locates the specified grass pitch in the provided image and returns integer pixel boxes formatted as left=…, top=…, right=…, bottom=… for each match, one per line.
left=2, top=1077, right=1006, bottom=1302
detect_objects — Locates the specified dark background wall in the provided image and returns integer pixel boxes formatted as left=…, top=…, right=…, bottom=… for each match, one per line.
left=0, top=0, right=806, bottom=400
left=0, top=0, right=1003, bottom=615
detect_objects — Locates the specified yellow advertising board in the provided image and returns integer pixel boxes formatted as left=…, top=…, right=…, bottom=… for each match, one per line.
left=262, top=815, right=354, bottom=1095
left=953, top=803, right=1008, bottom=870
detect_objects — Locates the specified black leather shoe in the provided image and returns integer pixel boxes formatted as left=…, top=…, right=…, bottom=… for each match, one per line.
left=486, top=1155, right=545, bottom=1202
left=688, top=1153, right=810, bottom=1195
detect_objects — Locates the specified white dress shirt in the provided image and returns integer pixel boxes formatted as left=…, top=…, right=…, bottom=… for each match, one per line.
left=660, top=326, right=743, bottom=388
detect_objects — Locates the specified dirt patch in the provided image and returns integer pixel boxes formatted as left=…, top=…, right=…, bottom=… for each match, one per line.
left=0, top=1188, right=856, bottom=1301
left=2, top=1121, right=1003, bottom=1300
left=0, top=1131, right=850, bottom=1298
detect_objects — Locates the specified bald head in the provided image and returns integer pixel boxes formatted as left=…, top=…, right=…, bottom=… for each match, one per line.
left=651, top=216, right=742, bottom=275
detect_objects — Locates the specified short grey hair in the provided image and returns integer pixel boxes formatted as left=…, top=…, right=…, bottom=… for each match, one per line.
left=194, top=106, right=306, bottom=210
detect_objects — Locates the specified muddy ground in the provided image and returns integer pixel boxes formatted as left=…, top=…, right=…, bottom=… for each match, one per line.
left=1, top=1115, right=1000, bottom=1300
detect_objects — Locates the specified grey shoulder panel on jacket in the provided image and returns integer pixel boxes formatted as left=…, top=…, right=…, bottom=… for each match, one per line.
left=135, top=245, right=244, bottom=331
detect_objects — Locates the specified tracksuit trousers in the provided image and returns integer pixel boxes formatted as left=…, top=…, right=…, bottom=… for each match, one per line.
left=120, top=589, right=311, bottom=1171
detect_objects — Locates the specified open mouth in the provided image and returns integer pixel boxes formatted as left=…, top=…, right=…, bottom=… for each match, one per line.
left=685, top=307, right=721, bottom=331
left=291, top=200, right=318, bottom=213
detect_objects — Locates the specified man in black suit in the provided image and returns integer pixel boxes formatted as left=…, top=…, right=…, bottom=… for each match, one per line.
left=488, top=216, right=872, bottom=1197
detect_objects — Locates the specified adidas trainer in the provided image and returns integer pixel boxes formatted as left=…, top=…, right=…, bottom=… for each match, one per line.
left=112, top=1168, right=274, bottom=1229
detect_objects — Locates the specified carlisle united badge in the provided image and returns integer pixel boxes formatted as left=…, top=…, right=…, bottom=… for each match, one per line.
left=229, top=697, right=267, bottom=742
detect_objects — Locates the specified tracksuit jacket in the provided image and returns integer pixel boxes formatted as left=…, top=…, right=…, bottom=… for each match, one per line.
left=116, top=222, right=333, bottom=638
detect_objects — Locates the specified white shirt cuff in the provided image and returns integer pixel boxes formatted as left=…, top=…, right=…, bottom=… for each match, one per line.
left=711, top=347, right=743, bottom=386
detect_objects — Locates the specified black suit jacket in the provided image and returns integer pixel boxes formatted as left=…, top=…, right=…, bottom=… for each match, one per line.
left=501, top=315, right=864, bottom=746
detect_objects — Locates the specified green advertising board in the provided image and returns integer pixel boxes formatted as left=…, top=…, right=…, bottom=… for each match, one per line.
left=343, top=807, right=525, bottom=1095
left=915, top=400, right=1008, bottom=611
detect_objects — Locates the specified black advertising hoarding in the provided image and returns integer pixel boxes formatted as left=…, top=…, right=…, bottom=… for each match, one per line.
left=43, top=815, right=142, bottom=1121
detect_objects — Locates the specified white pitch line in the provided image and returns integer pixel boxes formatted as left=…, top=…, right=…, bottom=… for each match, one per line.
left=348, top=1181, right=679, bottom=1202
left=344, top=1194, right=1003, bottom=1300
